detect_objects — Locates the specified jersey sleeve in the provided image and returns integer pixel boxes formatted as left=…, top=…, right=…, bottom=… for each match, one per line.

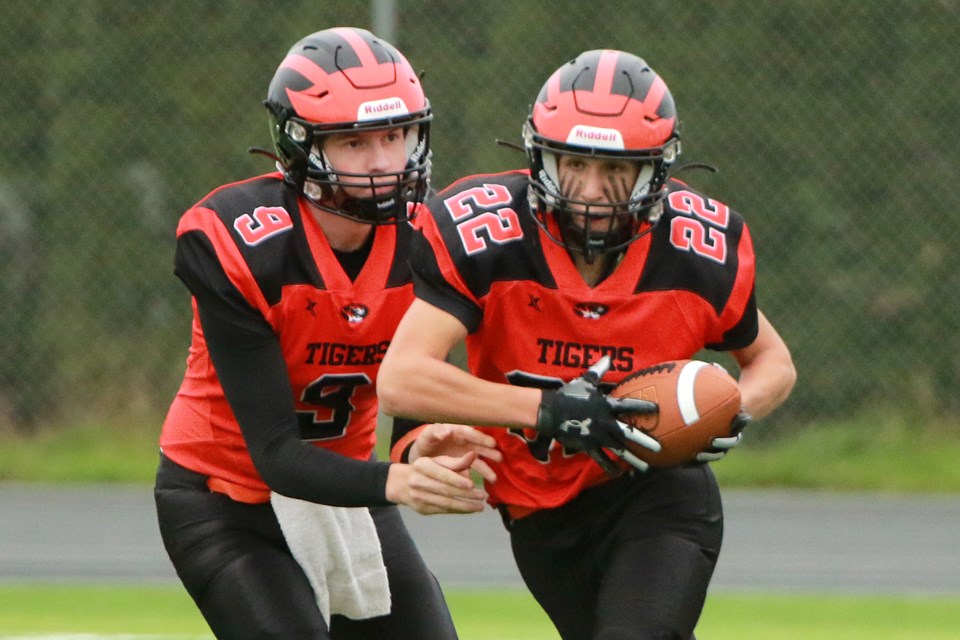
left=408, top=222, right=484, bottom=331
left=408, top=171, right=537, bottom=333
left=707, top=216, right=759, bottom=351
left=173, top=224, right=393, bottom=507
left=710, top=286, right=758, bottom=351
left=648, top=180, right=761, bottom=352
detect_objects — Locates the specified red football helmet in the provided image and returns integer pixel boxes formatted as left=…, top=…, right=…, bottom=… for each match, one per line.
left=265, top=27, right=432, bottom=224
left=524, top=49, right=680, bottom=260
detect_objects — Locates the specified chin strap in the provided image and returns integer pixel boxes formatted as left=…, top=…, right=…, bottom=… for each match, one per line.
left=302, top=184, right=407, bottom=226
left=248, top=147, right=282, bottom=163
left=669, top=162, right=719, bottom=178
left=495, top=139, right=526, bottom=153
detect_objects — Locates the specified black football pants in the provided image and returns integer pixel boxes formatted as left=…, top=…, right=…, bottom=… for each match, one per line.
left=505, top=464, right=723, bottom=640
left=154, top=453, right=458, bottom=640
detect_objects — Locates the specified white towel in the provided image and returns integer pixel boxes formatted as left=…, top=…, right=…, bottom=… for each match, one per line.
left=270, top=492, right=391, bottom=621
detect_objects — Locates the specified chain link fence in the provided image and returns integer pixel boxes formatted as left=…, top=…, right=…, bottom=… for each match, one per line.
left=1, top=1, right=957, bottom=437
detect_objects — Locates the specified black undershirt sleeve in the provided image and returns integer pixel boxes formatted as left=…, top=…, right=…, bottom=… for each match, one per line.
left=176, top=232, right=392, bottom=506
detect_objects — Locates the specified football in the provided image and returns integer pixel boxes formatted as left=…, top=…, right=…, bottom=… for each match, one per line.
left=611, top=360, right=741, bottom=467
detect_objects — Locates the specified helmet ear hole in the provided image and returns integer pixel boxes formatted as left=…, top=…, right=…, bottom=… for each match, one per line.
left=663, top=140, right=680, bottom=164
left=404, top=124, right=421, bottom=158
left=303, top=180, right=333, bottom=202
left=630, top=164, right=656, bottom=201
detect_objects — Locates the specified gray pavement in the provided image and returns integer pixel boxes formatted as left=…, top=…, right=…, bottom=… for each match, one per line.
left=1, top=484, right=958, bottom=594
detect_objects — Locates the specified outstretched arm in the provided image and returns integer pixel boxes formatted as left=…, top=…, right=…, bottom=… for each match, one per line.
left=378, top=298, right=542, bottom=428
left=379, top=298, right=659, bottom=475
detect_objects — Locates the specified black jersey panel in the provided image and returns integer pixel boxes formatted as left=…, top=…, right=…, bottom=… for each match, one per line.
left=409, top=228, right=483, bottom=332
left=174, top=231, right=271, bottom=337
left=425, top=171, right=557, bottom=300
left=198, top=175, right=324, bottom=305
left=636, top=181, right=746, bottom=318
left=385, top=220, right=417, bottom=289
left=709, top=287, right=759, bottom=351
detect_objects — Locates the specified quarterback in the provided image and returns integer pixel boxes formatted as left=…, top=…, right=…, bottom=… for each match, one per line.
left=154, top=27, right=492, bottom=639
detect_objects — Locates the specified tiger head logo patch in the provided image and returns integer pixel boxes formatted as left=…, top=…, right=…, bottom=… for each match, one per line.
left=340, top=304, right=369, bottom=324
left=573, top=302, right=609, bottom=319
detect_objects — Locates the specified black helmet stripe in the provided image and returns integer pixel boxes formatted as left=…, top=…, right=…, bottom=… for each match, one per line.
left=330, top=27, right=395, bottom=72
left=554, top=50, right=659, bottom=102
left=289, top=28, right=394, bottom=76
left=556, top=50, right=598, bottom=93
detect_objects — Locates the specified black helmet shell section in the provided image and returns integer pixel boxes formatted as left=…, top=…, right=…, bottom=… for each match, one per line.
left=524, top=49, right=680, bottom=260
left=264, top=27, right=432, bottom=224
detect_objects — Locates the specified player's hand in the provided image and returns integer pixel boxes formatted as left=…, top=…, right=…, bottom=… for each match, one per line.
left=696, top=410, right=751, bottom=462
left=537, top=356, right=661, bottom=474
left=409, top=423, right=502, bottom=484
left=386, top=452, right=488, bottom=515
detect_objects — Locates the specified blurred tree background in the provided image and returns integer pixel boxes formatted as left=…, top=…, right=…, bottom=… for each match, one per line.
left=0, top=1, right=956, bottom=442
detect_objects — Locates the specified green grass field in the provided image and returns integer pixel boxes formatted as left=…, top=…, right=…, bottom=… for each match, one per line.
left=1, top=409, right=957, bottom=638
left=1, top=585, right=959, bottom=639
left=2, top=408, right=959, bottom=491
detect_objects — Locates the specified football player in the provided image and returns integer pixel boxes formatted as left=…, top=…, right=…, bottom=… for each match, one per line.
left=154, top=28, right=495, bottom=639
left=378, top=49, right=796, bottom=639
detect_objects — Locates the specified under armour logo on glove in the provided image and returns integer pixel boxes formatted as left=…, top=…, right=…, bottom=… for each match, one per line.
left=536, top=356, right=661, bottom=474
left=559, top=418, right=593, bottom=437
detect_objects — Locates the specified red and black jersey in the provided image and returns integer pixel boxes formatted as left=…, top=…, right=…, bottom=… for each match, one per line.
left=161, top=172, right=414, bottom=503
left=409, top=170, right=758, bottom=510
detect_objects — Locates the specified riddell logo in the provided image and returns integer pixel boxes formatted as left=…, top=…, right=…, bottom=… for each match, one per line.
left=357, top=98, right=408, bottom=121
left=567, top=125, right=624, bottom=150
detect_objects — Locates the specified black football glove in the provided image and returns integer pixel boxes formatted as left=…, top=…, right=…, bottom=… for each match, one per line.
left=537, top=356, right=661, bottom=474
left=696, top=409, right=752, bottom=462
